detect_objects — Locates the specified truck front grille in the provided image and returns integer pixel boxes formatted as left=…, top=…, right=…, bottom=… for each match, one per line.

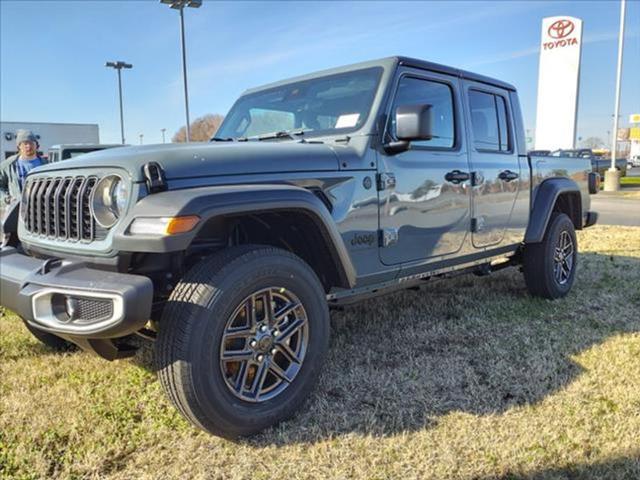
left=22, top=176, right=105, bottom=242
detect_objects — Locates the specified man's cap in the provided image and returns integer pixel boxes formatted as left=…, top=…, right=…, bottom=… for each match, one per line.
left=16, top=130, right=38, bottom=145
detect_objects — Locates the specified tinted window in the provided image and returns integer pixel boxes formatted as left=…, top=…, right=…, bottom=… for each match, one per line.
left=391, top=77, right=455, bottom=148
left=469, top=90, right=511, bottom=152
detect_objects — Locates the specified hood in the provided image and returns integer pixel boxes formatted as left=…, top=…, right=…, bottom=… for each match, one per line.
left=34, top=141, right=341, bottom=182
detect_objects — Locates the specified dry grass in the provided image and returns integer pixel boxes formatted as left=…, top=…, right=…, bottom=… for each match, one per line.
left=1, top=225, right=640, bottom=480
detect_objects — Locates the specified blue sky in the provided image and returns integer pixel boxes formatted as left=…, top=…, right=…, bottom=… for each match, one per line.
left=1, top=0, right=638, bottom=146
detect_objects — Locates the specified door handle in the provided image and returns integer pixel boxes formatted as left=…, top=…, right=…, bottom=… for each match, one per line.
left=498, top=170, right=519, bottom=182
left=444, top=170, right=470, bottom=184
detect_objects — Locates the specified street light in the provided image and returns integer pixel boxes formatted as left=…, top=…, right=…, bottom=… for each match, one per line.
left=161, top=128, right=167, bottom=143
left=105, top=61, right=133, bottom=145
left=139, top=133, right=144, bottom=145
left=160, top=0, right=202, bottom=142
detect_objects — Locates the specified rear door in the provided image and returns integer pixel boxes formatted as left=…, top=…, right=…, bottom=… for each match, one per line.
left=378, top=68, right=471, bottom=266
left=463, top=82, right=522, bottom=248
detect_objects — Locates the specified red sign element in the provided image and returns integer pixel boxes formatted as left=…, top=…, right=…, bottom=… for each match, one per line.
left=548, top=19, right=575, bottom=39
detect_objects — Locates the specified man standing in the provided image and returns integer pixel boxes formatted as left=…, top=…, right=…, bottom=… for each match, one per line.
left=0, top=129, right=45, bottom=205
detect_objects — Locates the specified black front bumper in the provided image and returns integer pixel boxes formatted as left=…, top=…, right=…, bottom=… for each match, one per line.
left=0, top=247, right=153, bottom=341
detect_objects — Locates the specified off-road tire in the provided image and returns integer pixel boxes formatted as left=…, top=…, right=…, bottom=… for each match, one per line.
left=523, top=212, right=577, bottom=299
left=24, top=321, right=76, bottom=351
left=154, top=245, right=330, bottom=438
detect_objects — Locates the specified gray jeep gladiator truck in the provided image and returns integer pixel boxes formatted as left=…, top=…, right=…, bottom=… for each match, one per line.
left=0, top=57, right=598, bottom=438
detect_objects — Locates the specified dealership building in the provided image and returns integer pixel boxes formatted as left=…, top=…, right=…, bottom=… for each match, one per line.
left=0, top=121, right=99, bottom=159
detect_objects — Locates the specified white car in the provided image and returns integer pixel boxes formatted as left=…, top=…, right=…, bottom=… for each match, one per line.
left=629, top=155, right=640, bottom=168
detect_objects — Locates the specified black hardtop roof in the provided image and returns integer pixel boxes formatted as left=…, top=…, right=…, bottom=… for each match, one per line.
left=243, top=56, right=516, bottom=95
left=395, top=56, right=516, bottom=91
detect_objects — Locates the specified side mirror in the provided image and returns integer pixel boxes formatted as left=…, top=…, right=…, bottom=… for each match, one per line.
left=383, top=104, right=434, bottom=154
left=396, top=104, right=433, bottom=141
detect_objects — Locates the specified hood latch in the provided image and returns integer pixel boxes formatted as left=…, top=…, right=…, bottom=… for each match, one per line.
left=143, top=162, right=167, bottom=194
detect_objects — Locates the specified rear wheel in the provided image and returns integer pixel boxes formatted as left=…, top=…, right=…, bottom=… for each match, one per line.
left=154, top=245, right=329, bottom=438
left=23, top=321, right=76, bottom=351
left=523, top=212, right=577, bottom=299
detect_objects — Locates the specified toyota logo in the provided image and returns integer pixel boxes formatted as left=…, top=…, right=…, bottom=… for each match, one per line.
left=548, top=19, right=575, bottom=39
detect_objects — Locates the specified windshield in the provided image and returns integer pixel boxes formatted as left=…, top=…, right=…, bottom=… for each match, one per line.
left=216, top=67, right=383, bottom=140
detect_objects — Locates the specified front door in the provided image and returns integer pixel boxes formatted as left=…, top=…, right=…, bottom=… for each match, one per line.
left=463, top=81, right=522, bottom=248
left=378, top=68, right=471, bottom=266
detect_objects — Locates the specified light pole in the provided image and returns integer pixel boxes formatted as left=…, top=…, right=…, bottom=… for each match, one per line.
left=105, top=61, right=133, bottom=145
left=604, top=0, right=626, bottom=191
left=160, top=0, right=202, bottom=142
left=161, top=128, right=167, bottom=143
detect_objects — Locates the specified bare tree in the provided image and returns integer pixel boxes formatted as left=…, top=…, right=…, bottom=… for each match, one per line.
left=580, top=137, right=605, bottom=149
left=172, top=114, right=225, bottom=143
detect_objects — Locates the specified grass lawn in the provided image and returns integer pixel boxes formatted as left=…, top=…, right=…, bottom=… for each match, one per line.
left=1, top=225, right=639, bottom=479
left=621, top=176, right=640, bottom=187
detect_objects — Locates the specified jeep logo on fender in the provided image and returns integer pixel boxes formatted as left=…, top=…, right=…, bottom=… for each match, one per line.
left=543, top=19, right=578, bottom=50
left=350, top=233, right=375, bottom=247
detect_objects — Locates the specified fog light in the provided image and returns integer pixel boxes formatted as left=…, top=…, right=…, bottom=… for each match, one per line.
left=51, top=294, right=76, bottom=323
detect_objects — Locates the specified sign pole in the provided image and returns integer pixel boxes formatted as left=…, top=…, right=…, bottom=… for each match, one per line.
left=605, top=0, right=626, bottom=191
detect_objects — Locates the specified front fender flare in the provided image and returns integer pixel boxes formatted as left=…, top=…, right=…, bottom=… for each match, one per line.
left=113, top=184, right=356, bottom=288
left=524, top=178, right=582, bottom=243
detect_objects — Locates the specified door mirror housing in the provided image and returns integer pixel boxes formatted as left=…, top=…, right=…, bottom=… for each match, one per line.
left=396, top=104, right=433, bottom=141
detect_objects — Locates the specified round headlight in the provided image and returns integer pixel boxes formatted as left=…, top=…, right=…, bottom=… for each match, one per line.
left=90, top=175, right=128, bottom=228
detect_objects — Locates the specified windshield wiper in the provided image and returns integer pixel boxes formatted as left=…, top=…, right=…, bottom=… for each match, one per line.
left=254, top=130, right=307, bottom=141
left=209, top=137, right=234, bottom=142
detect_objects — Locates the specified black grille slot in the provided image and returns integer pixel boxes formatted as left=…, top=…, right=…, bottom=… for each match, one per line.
left=23, top=175, right=101, bottom=242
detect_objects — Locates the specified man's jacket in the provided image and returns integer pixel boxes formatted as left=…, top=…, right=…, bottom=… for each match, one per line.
left=0, top=154, right=45, bottom=204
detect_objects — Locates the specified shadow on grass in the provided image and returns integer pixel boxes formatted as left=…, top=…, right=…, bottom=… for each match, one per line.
left=481, top=453, right=640, bottom=479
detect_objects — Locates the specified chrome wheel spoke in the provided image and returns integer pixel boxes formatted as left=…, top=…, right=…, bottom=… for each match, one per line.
left=276, top=317, right=306, bottom=343
left=267, top=359, right=292, bottom=383
left=563, top=242, right=574, bottom=256
left=554, top=262, right=562, bottom=282
left=224, top=326, right=253, bottom=339
left=234, top=361, right=251, bottom=393
left=274, top=341, right=302, bottom=365
left=251, top=361, right=269, bottom=399
left=222, top=350, right=254, bottom=362
left=274, top=301, right=301, bottom=324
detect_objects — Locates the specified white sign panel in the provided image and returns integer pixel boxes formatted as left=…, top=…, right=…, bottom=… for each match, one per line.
left=534, top=16, right=583, bottom=150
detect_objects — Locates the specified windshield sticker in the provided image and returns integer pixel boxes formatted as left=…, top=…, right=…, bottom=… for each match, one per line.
left=335, top=113, right=360, bottom=129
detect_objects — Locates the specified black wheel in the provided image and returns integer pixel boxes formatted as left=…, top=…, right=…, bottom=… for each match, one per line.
left=154, top=245, right=330, bottom=438
left=523, top=212, right=577, bottom=299
left=23, top=321, right=76, bottom=351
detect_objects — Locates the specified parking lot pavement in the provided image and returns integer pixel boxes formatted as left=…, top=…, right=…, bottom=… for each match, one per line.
left=629, top=168, right=640, bottom=178
left=591, top=194, right=640, bottom=226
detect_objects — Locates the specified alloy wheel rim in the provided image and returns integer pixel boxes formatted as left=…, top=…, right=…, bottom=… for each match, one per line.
left=553, top=230, right=574, bottom=285
left=219, top=287, right=309, bottom=403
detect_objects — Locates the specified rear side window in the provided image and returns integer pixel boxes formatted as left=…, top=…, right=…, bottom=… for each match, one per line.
left=391, top=77, right=455, bottom=148
left=468, top=90, right=511, bottom=152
